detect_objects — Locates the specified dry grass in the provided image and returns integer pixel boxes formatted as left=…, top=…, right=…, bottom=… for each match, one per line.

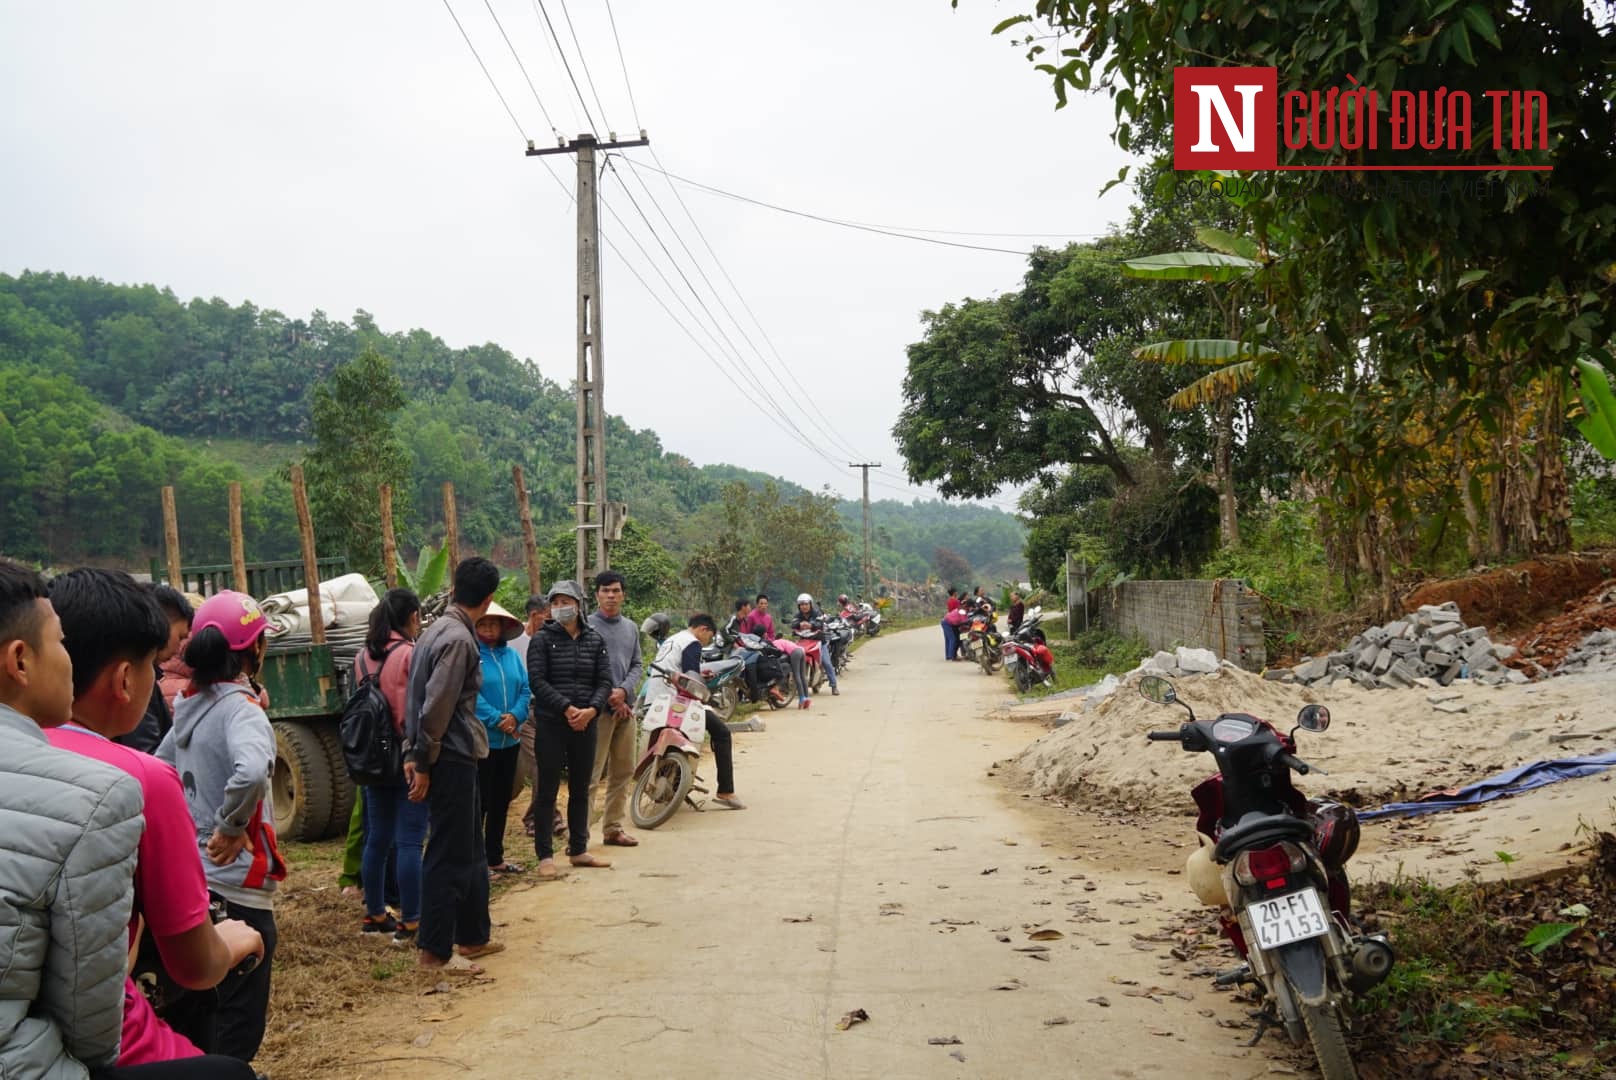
left=257, top=785, right=561, bottom=1075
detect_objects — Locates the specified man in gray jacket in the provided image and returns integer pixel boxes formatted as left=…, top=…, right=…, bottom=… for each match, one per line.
left=587, top=570, right=643, bottom=847
left=404, top=557, right=502, bottom=974
left=0, top=558, right=145, bottom=1080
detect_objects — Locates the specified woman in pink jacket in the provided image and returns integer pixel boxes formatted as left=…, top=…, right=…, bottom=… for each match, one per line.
left=354, top=589, right=424, bottom=943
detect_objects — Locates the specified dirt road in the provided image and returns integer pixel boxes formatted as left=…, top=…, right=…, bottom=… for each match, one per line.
left=351, top=627, right=1275, bottom=1079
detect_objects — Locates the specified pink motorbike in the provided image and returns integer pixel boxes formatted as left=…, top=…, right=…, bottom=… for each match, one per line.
left=629, top=663, right=717, bottom=829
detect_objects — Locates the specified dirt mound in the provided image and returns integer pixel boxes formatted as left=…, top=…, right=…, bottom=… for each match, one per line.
left=1510, top=579, right=1616, bottom=672
left=1400, top=553, right=1615, bottom=634
left=1007, top=664, right=1616, bottom=811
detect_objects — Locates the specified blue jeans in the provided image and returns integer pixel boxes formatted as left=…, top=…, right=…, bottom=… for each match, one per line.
left=941, top=618, right=959, bottom=659
left=363, top=783, right=428, bottom=924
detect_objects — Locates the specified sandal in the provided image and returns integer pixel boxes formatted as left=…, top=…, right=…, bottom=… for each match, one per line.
left=457, top=940, right=505, bottom=959
left=569, top=852, right=612, bottom=868
left=489, top=862, right=526, bottom=875
left=535, top=859, right=567, bottom=880
left=713, top=794, right=747, bottom=810
left=419, top=953, right=484, bottom=977
left=603, top=831, right=639, bottom=847
left=798, top=698, right=811, bottom=709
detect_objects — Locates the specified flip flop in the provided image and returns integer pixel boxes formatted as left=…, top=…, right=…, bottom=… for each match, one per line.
left=420, top=954, right=484, bottom=977
left=457, top=941, right=506, bottom=959
left=603, top=831, right=639, bottom=847
left=712, top=795, right=747, bottom=810
left=489, top=862, right=526, bottom=875
left=569, top=852, right=613, bottom=868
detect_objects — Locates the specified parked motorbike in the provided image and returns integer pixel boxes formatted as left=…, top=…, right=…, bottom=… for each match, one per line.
left=1139, top=675, right=1392, bottom=1080
left=791, top=628, right=834, bottom=693
left=967, top=610, right=1004, bottom=674
left=688, top=643, right=748, bottom=723
left=1001, top=621, right=1055, bottom=692
left=843, top=602, right=883, bottom=637
left=822, top=614, right=855, bottom=673
left=710, top=619, right=793, bottom=710
left=629, top=663, right=719, bottom=829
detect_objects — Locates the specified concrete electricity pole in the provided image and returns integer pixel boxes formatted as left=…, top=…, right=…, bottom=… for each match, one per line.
left=849, top=462, right=881, bottom=600
left=527, top=130, right=649, bottom=581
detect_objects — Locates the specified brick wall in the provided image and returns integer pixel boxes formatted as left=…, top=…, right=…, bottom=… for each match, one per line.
left=1095, top=578, right=1265, bottom=671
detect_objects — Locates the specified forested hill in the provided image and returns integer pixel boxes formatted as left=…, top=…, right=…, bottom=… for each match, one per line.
left=0, top=271, right=1024, bottom=586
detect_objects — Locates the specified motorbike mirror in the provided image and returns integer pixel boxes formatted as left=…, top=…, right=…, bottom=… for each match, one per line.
left=1296, top=703, right=1331, bottom=732
left=1138, top=675, right=1176, bottom=704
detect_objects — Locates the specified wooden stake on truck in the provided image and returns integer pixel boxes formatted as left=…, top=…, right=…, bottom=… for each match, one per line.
left=289, top=465, right=326, bottom=646
left=228, top=481, right=248, bottom=594
left=379, top=483, right=398, bottom=588
left=514, top=464, right=541, bottom=592
left=442, top=481, right=459, bottom=571
left=161, top=485, right=182, bottom=589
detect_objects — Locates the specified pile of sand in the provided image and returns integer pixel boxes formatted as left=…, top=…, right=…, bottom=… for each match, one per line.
left=1008, top=664, right=1616, bottom=810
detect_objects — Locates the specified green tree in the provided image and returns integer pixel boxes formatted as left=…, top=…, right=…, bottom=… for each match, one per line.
left=933, top=546, right=972, bottom=584
left=302, top=345, right=411, bottom=573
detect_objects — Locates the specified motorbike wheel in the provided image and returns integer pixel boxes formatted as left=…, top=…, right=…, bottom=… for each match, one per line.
left=809, top=661, right=826, bottom=694
left=712, top=683, right=739, bottom=723
left=629, top=754, right=694, bottom=829
left=1300, top=1002, right=1357, bottom=1080
left=1013, top=667, right=1032, bottom=694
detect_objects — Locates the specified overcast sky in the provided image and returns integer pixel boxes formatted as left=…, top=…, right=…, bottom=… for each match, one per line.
left=0, top=0, right=1137, bottom=509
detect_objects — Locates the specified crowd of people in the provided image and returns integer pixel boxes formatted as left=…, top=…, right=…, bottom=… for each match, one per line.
left=939, top=585, right=1022, bottom=660
left=1, top=552, right=848, bottom=1077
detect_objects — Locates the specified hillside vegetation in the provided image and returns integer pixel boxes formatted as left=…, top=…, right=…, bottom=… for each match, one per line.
left=0, top=271, right=1023, bottom=595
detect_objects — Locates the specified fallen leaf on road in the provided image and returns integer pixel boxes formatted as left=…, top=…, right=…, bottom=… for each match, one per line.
left=1003, top=838, right=1019, bottom=846
left=835, top=1008, right=870, bottom=1031
left=1087, top=996, right=1111, bottom=1007
left=927, top=1036, right=962, bottom=1046
left=931, top=918, right=978, bottom=926
left=1013, top=945, right=1049, bottom=953
left=950, top=1050, right=966, bottom=1062
left=996, top=935, right=1011, bottom=942
left=879, top=903, right=904, bottom=916
left=782, top=915, right=814, bottom=923
left=932, top=845, right=957, bottom=851
left=1028, top=953, right=1051, bottom=961
left=981, top=867, right=999, bottom=875
left=990, top=979, right=1026, bottom=991
left=1043, top=1016, right=1071, bottom=1026
left=422, top=1015, right=461, bottom=1023
left=1028, top=929, right=1065, bottom=941
left=411, top=1033, right=435, bottom=1049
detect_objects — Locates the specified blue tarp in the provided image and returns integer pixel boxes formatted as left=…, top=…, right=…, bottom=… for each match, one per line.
left=1358, top=751, right=1616, bottom=821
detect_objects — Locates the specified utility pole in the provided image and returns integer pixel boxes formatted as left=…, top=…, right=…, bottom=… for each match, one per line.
left=527, top=130, right=649, bottom=581
left=849, top=462, right=881, bottom=600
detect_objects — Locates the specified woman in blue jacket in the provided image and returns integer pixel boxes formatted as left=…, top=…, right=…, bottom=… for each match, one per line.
left=475, top=602, right=530, bottom=874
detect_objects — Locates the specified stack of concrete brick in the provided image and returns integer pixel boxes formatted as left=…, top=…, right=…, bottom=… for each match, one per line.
left=1267, top=601, right=1527, bottom=689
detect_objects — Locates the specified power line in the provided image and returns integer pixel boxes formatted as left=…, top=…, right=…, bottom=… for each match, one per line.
left=480, top=0, right=560, bottom=138
left=528, top=0, right=587, bottom=134
left=556, top=0, right=613, bottom=133
left=599, top=162, right=846, bottom=473
left=602, top=0, right=642, bottom=130
left=624, top=158, right=1109, bottom=255
left=440, top=0, right=529, bottom=142
left=614, top=151, right=875, bottom=464
left=642, top=145, right=874, bottom=463
left=532, top=0, right=598, bottom=134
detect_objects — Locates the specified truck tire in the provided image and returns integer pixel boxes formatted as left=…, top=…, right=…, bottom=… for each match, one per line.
left=315, top=723, right=357, bottom=841
left=273, top=720, right=336, bottom=843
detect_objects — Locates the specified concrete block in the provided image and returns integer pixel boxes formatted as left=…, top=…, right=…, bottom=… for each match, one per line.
left=1351, top=669, right=1380, bottom=689
left=1427, top=622, right=1461, bottom=642
left=1387, top=639, right=1419, bottom=656
left=1373, top=650, right=1394, bottom=675
left=1413, top=676, right=1439, bottom=689
left=1490, top=644, right=1518, bottom=662
left=1143, top=650, right=1179, bottom=675
left=1427, top=691, right=1463, bottom=704
left=1176, top=646, right=1219, bottom=674
left=1363, top=626, right=1391, bottom=646
left=1327, top=651, right=1354, bottom=667
left=1462, top=640, right=1495, bottom=666
left=1423, top=649, right=1457, bottom=669
left=1294, top=656, right=1330, bottom=682
left=1263, top=667, right=1294, bottom=682
left=1428, top=607, right=1462, bottom=623
left=1437, top=662, right=1462, bottom=686
left=1385, top=619, right=1411, bottom=638
left=1356, top=645, right=1381, bottom=670
left=1504, top=668, right=1528, bottom=684
left=1432, top=700, right=1469, bottom=714
left=1387, top=659, right=1420, bottom=685
left=1458, top=627, right=1488, bottom=645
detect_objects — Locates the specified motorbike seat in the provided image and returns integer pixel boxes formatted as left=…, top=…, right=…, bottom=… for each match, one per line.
left=1213, top=812, right=1314, bottom=863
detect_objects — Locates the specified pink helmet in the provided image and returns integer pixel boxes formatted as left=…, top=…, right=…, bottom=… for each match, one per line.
left=193, top=590, right=268, bottom=651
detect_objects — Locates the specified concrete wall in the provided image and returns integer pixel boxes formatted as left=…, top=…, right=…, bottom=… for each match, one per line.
left=1096, top=578, right=1266, bottom=671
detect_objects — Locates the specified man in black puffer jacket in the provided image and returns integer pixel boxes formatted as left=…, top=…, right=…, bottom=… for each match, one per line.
left=527, top=580, right=614, bottom=877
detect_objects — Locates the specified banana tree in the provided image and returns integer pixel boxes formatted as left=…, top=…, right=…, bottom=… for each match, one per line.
left=1573, top=345, right=1616, bottom=459
left=1121, top=228, right=1276, bottom=548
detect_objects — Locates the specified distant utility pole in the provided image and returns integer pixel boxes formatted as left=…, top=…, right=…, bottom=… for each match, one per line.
left=527, top=130, right=649, bottom=581
left=850, top=462, right=882, bottom=600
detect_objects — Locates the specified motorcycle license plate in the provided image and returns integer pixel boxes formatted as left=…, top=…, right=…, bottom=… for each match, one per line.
left=1251, top=888, right=1330, bottom=949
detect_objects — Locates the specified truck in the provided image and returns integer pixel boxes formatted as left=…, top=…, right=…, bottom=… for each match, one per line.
left=156, top=555, right=362, bottom=842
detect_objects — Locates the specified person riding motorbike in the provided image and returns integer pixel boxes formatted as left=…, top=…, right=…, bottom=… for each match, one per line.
left=729, top=600, right=789, bottom=708
left=790, top=594, right=839, bottom=696
left=642, top=614, right=744, bottom=810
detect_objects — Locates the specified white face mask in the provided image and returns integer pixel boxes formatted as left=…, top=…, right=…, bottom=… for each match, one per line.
left=552, top=604, right=578, bottom=624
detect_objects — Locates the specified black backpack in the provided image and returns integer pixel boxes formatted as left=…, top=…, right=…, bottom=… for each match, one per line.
left=340, top=644, right=404, bottom=786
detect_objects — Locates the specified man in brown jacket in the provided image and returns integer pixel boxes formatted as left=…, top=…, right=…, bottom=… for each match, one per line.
left=404, top=557, right=502, bottom=974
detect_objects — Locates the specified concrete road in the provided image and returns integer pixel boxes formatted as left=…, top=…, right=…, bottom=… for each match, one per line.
left=369, top=626, right=1271, bottom=1079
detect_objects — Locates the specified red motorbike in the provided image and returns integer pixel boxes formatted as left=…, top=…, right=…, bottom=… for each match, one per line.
left=1001, top=619, right=1054, bottom=692
left=1140, top=675, right=1392, bottom=1080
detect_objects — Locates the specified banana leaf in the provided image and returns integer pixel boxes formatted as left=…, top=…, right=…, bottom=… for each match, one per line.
left=1167, top=360, right=1260, bottom=410
left=1574, top=357, right=1616, bottom=459
left=1133, top=339, right=1278, bottom=364
left=1120, top=251, right=1260, bottom=281
left=1193, top=227, right=1262, bottom=261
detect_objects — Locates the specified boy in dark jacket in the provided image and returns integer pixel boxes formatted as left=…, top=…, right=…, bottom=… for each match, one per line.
left=527, top=580, right=614, bottom=878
